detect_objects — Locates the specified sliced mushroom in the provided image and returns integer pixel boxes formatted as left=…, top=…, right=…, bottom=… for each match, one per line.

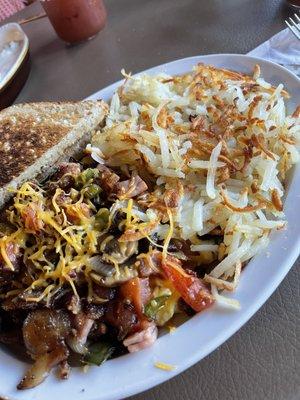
left=2, top=293, right=39, bottom=311
left=90, top=266, right=138, bottom=287
left=88, top=256, right=116, bottom=277
left=103, top=238, right=138, bottom=264
left=18, top=311, right=72, bottom=389
left=23, top=310, right=71, bottom=356
left=18, top=345, right=69, bottom=390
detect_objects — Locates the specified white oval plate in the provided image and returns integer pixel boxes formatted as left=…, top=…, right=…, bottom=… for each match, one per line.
left=1, top=54, right=300, bottom=400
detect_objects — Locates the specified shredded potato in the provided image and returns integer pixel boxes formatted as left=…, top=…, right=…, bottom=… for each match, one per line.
left=92, top=63, right=300, bottom=304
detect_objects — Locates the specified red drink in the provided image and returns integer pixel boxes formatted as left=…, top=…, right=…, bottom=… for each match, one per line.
left=41, top=0, right=107, bottom=44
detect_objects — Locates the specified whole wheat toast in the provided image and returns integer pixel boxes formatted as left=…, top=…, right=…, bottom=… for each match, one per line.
left=0, top=100, right=108, bottom=208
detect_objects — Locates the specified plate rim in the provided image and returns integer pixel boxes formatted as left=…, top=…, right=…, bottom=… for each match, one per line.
left=87, top=52, right=300, bottom=101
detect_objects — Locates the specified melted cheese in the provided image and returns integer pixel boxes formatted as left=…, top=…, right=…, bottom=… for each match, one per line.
left=2, top=182, right=104, bottom=301
left=154, top=362, right=176, bottom=371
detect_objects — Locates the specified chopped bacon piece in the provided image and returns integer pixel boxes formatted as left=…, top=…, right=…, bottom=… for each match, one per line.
left=65, top=203, right=91, bottom=223
left=56, top=162, right=81, bottom=178
left=97, top=164, right=120, bottom=192
left=73, top=313, right=95, bottom=346
left=123, top=320, right=158, bottom=353
left=119, top=220, right=158, bottom=242
left=55, top=191, right=72, bottom=207
left=114, top=175, right=148, bottom=199
left=105, top=278, right=151, bottom=338
left=163, top=189, right=181, bottom=208
left=21, top=204, right=44, bottom=233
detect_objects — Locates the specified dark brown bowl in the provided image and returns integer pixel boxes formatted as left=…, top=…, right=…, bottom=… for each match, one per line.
left=0, top=23, right=31, bottom=111
left=0, top=48, right=31, bottom=110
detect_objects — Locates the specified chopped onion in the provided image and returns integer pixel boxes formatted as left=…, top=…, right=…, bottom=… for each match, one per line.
left=192, top=200, right=203, bottom=232
left=206, top=142, right=223, bottom=199
left=191, top=244, right=219, bottom=252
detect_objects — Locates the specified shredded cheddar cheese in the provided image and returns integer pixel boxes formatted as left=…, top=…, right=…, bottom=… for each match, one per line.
left=126, top=198, right=133, bottom=229
left=154, top=362, right=176, bottom=371
left=0, top=182, right=107, bottom=301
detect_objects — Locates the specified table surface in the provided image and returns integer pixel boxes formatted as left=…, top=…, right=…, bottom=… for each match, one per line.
left=2, top=1, right=300, bottom=400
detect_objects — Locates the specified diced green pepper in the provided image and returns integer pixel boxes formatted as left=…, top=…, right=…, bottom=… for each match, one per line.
left=83, top=341, right=115, bottom=366
left=144, top=295, right=171, bottom=320
left=76, top=168, right=99, bottom=187
left=95, top=208, right=110, bottom=230
left=84, top=184, right=102, bottom=199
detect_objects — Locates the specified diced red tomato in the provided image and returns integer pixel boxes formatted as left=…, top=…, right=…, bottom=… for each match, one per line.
left=21, top=205, right=43, bottom=233
left=161, top=256, right=214, bottom=312
left=121, top=277, right=151, bottom=317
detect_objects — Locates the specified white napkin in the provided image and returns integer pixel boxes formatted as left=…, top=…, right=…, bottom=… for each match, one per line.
left=247, top=28, right=300, bottom=76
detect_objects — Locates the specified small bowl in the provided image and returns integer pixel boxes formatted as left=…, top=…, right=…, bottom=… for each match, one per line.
left=0, top=23, right=30, bottom=110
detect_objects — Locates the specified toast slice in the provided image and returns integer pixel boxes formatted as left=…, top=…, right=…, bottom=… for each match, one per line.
left=0, top=100, right=108, bottom=208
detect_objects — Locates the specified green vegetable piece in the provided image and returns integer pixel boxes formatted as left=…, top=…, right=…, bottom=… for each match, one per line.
left=77, top=168, right=99, bottom=187
left=83, top=341, right=115, bottom=366
left=83, top=168, right=99, bottom=181
left=84, top=184, right=102, bottom=199
left=95, top=208, right=110, bottom=230
left=144, top=295, right=170, bottom=320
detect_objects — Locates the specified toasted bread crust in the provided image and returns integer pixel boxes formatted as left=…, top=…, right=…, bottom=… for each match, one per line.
left=0, top=115, right=70, bottom=186
left=0, top=100, right=108, bottom=208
